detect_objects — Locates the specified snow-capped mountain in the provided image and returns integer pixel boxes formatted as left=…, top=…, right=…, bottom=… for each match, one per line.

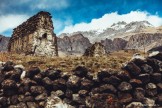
left=59, top=21, right=154, bottom=43
left=110, top=21, right=127, bottom=30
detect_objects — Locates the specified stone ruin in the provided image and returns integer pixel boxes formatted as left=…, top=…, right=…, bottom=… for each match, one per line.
left=8, top=11, right=58, bottom=56
left=83, top=42, right=106, bottom=57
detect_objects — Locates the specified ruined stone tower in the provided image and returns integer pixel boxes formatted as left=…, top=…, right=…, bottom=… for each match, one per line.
left=8, top=11, right=58, bottom=56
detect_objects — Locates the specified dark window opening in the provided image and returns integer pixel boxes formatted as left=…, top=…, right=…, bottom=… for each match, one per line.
left=42, top=33, right=47, bottom=39
left=44, top=20, right=47, bottom=25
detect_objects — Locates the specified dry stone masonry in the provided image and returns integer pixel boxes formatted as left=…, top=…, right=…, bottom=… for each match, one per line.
left=8, top=11, right=58, bottom=56
left=83, top=42, right=106, bottom=57
left=1, top=52, right=162, bottom=107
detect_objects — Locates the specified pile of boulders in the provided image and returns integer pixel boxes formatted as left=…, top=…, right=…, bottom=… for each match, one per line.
left=1, top=52, right=162, bottom=108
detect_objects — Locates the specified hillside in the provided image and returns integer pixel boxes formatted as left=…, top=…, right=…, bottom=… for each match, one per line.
left=0, top=35, right=10, bottom=52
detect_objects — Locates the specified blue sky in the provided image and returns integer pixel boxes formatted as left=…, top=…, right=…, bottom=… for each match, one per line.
left=0, top=0, right=162, bottom=36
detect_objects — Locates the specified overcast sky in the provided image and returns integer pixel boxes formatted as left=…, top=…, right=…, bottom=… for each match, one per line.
left=0, top=0, right=162, bottom=36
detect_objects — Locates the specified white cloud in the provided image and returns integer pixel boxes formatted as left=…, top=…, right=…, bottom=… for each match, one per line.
left=0, top=14, right=29, bottom=34
left=59, top=11, right=162, bottom=34
left=53, top=18, right=73, bottom=34
left=31, top=0, right=69, bottom=10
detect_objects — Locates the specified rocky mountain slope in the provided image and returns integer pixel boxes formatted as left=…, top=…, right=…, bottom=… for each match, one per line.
left=101, top=38, right=127, bottom=53
left=58, top=21, right=162, bottom=54
left=59, top=21, right=153, bottom=43
left=0, top=35, right=10, bottom=52
left=57, top=33, right=91, bottom=55
left=126, top=33, right=162, bottom=52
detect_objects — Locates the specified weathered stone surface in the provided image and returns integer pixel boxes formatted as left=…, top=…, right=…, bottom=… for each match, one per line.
left=103, top=75, right=121, bottom=86
left=45, top=69, right=61, bottom=80
left=80, top=78, right=93, bottom=90
left=30, top=86, right=45, bottom=95
left=42, top=77, right=53, bottom=88
left=2, top=61, right=14, bottom=72
left=10, top=95, right=19, bottom=105
left=138, top=74, right=150, bottom=84
left=123, top=62, right=141, bottom=77
left=97, top=71, right=111, bottom=80
left=146, top=58, right=162, bottom=72
left=16, top=102, right=27, bottom=108
left=0, top=97, right=8, bottom=107
left=24, top=96, right=34, bottom=102
left=143, top=98, right=155, bottom=108
left=132, top=58, right=146, bottom=67
left=66, top=75, right=80, bottom=89
left=149, top=52, right=162, bottom=61
left=57, top=34, right=91, bottom=55
left=130, top=79, right=142, bottom=87
left=73, top=66, right=88, bottom=77
left=118, top=82, right=132, bottom=92
left=151, top=73, right=162, bottom=83
left=33, top=74, right=42, bottom=83
left=8, top=11, right=58, bottom=56
left=126, top=33, right=162, bottom=53
left=157, top=83, right=162, bottom=92
left=86, top=93, right=121, bottom=108
left=26, top=67, right=41, bottom=78
left=101, top=38, right=127, bottom=53
left=0, top=72, right=5, bottom=84
left=141, top=64, right=153, bottom=74
left=83, top=42, right=106, bottom=57
left=118, top=92, right=132, bottom=104
left=65, top=89, right=73, bottom=99
left=145, top=83, right=157, bottom=97
left=2, top=79, right=17, bottom=95
left=35, top=93, right=47, bottom=101
left=51, top=90, right=64, bottom=98
left=0, top=35, right=10, bottom=51
left=72, top=94, right=85, bottom=105
left=157, top=94, right=162, bottom=105
left=133, top=88, right=145, bottom=101
left=117, top=71, right=130, bottom=81
left=91, top=87, right=100, bottom=94
left=99, top=84, right=117, bottom=93
left=45, top=96, right=74, bottom=108
left=126, top=102, right=144, bottom=108
left=78, top=90, right=88, bottom=97
left=27, top=102, right=39, bottom=108
left=56, top=78, right=67, bottom=90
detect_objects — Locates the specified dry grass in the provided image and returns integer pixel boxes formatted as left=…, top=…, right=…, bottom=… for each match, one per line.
left=0, top=50, right=139, bottom=72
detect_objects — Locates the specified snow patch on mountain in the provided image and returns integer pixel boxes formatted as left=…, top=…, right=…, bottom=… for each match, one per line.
left=59, top=21, right=154, bottom=43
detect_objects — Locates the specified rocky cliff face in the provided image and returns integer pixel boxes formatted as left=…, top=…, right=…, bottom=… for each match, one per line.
left=101, top=38, right=127, bottom=53
left=58, top=33, right=128, bottom=55
left=0, top=35, right=10, bottom=52
left=126, top=33, right=162, bottom=52
left=57, top=33, right=91, bottom=55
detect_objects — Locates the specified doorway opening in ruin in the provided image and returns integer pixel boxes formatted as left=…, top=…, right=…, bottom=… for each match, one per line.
left=42, top=33, right=47, bottom=39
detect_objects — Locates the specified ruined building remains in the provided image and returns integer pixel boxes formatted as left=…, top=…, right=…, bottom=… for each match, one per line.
left=83, top=42, right=106, bottom=57
left=8, top=11, right=58, bottom=56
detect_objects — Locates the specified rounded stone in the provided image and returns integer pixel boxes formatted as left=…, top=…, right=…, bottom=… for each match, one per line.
left=118, top=82, right=132, bottom=92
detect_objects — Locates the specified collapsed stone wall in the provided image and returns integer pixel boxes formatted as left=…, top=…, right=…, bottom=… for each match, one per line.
left=83, top=42, right=106, bottom=57
left=8, top=11, right=58, bottom=56
left=1, top=53, right=162, bottom=107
